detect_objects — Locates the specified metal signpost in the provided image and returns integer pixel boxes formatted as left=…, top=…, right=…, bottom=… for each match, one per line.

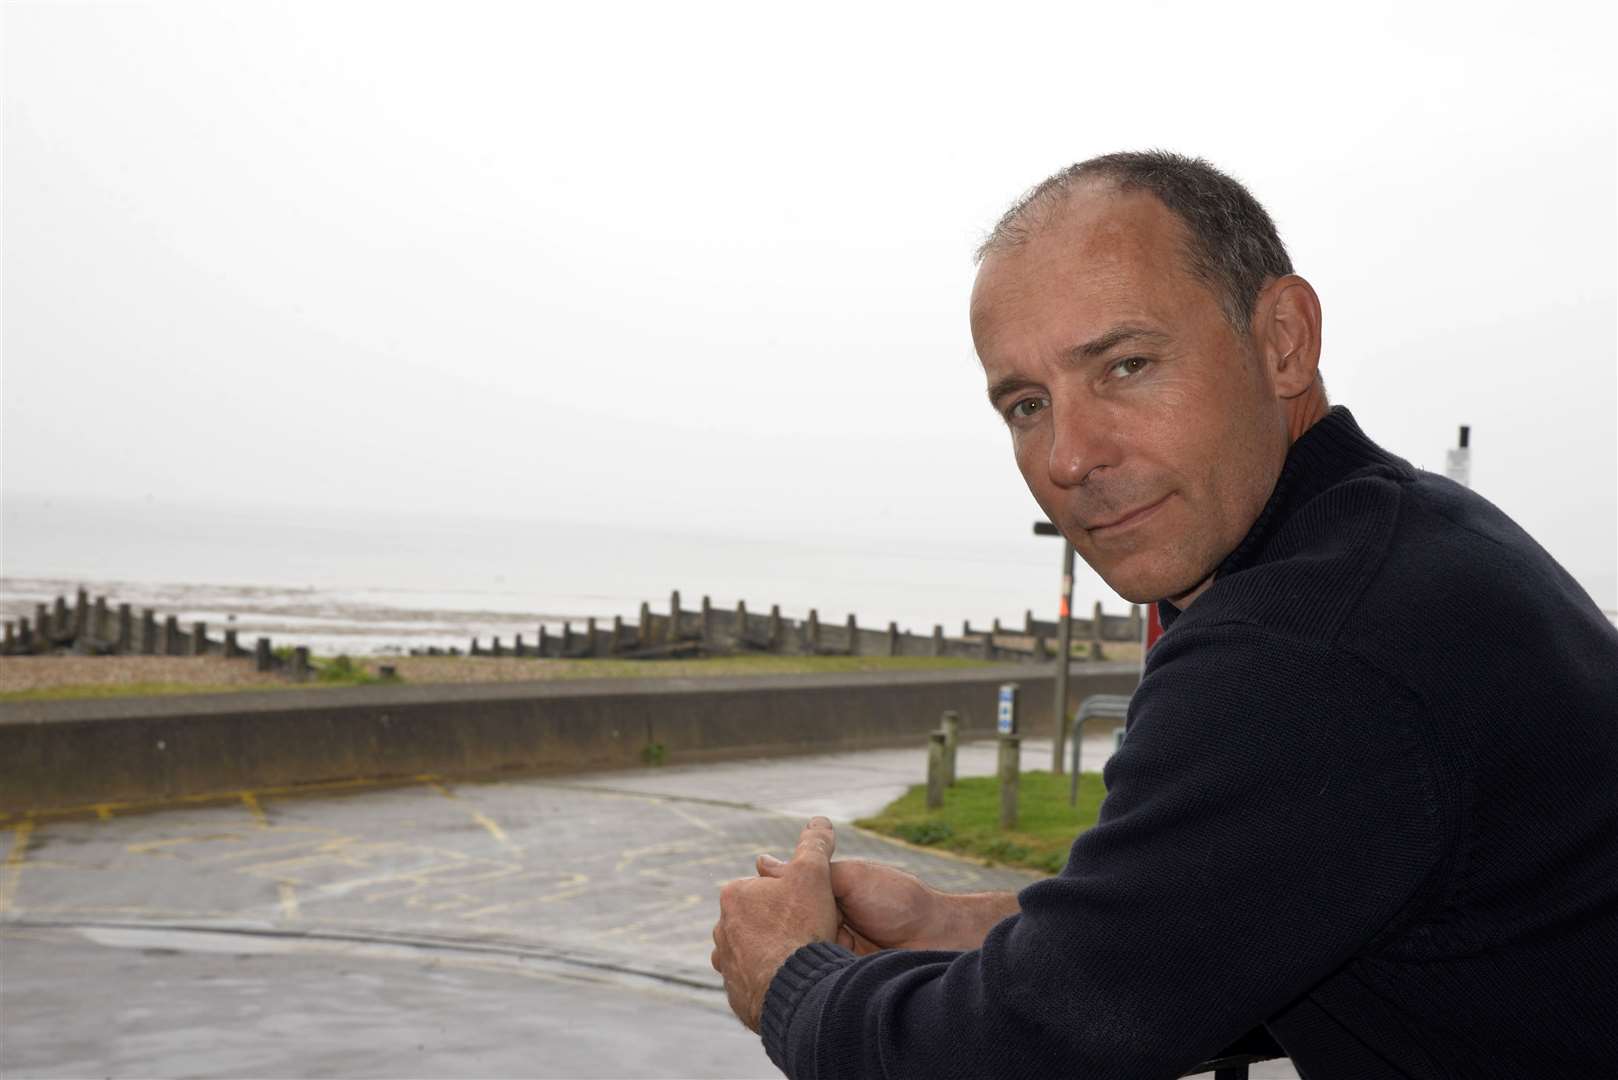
left=1444, top=425, right=1471, bottom=489
left=1033, top=521, right=1076, bottom=771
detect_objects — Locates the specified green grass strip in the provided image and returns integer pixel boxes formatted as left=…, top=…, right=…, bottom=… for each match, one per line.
left=856, top=770, right=1107, bottom=875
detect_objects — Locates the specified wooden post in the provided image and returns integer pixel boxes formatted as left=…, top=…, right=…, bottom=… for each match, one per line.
left=768, top=605, right=782, bottom=651
left=887, top=621, right=899, bottom=657
left=73, top=588, right=89, bottom=640
left=1024, top=609, right=1035, bottom=634
left=846, top=613, right=858, bottom=656
left=808, top=609, right=821, bottom=652
left=932, top=624, right=944, bottom=657
left=163, top=616, right=181, bottom=656
left=292, top=646, right=311, bottom=682
left=93, top=595, right=109, bottom=641
left=255, top=637, right=272, bottom=672
left=18, top=618, right=33, bottom=651
left=141, top=610, right=157, bottom=655
left=638, top=602, right=652, bottom=647
left=191, top=621, right=208, bottom=656
left=669, top=590, right=682, bottom=643
left=981, top=634, right=993, bottom=660
left=734, top=600, right=748, bottom=646
left=44, top=602, right=59, bottom=641
left=562, top=622, right=574, bottom=654
left=998, top=734, right=1021, bottom=830
left=586, top=617, right=598, bottom=657
left=1090, top=600, right=1106, bottom=660
left=926, top=732, right=947, bottom=810
left=941, top=710, right=960, bottom=786
left=701, top=596, right=713, bottom=647
left=470, top=638, right=480, bottom=656
left=611, top=616, right=624, bottom=653
left=117, top=604, right=132, bottom=653
left=515, top=633, right=525, bottom=657
left=992, top=617, right=1002, bottom=633
left=224, top=628, right=240, bottom=657
left=492, top=636, right=504, bottom=657
left=539, top=624, right=549, bottom=657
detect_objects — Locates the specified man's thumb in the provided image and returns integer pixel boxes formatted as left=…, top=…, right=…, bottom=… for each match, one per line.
left=755, top=853, right=786, bottom=878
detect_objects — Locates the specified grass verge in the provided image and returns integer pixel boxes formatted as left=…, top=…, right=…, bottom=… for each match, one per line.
left=855, top=770, right=1107, bottom=875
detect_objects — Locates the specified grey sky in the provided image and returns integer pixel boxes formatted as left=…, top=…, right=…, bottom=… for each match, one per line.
left=4, top=0, right=1615, bottom=609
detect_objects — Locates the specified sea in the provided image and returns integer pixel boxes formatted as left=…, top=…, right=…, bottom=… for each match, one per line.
left=0, top=494, right=1093, bottom=657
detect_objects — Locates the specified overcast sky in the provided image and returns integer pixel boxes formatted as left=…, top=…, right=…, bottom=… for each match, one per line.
left=4, top=0, right=1615, bottom=609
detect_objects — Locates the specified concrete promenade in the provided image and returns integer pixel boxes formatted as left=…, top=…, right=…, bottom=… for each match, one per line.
left=1, top=730, right=1298, bottom=1079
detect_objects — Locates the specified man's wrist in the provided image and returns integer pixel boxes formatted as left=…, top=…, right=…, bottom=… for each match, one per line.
left=934, top=890, right=1021, bottom=951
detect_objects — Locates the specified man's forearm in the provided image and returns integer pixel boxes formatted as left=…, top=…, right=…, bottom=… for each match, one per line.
left=929, top=890, right=1021, bottom=951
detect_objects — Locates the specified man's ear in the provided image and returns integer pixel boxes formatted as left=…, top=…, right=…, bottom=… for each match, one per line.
left=1253, top=274, right=1322, bottom=399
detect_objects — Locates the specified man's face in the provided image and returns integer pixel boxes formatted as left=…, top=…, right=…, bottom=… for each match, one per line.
left=970, top=185, right=1290, bottom=605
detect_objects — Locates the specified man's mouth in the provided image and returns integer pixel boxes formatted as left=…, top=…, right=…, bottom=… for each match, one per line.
left=1085, top=493, right=1172, bottom=534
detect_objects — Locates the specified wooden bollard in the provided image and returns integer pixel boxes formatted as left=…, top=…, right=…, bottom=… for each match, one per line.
left=163, top=616, right=181, bottom=656
left=638, top=602, right=652, bottom=647
left=768, top=605, right=782, bottom=651
left=941, top=710, right=961, bottom=786
left=492, top=636, right=504, bottom=658
left=669, top=590, right=682, bottom=642
left=887, top=621, right=899, bottom=657
left=586, top=617, right=598, bottom=657
left=561, top=622, right=574, bottom=654
left=39, top=603, right=53, bottom=641
left=700, top=596, right=713, bottom=646
left=998, top=734, right=1021, bottom=830
left=926, top=731, right=947, bottom=810
left=18, top=618, right=33, bottom=650
left=255, top=637, right=272, bottom=672
left=539, top=624, right=549, bottom=656
left=117, top=604, right=132, bottom=653
left=141, top=610, right=157, bottom=655
left=224, top=628, right=240, bottom=657
left=807, top=609, right=820, bottom=651
left=932, top=624, right=944, bottom=657
left=191, top=621, right=208, bottom=656
left=292, top=646, right=311, bottom=681
left=93, top=596, right=109, bottom=641
left=514, top=633, right=525, bottom=657
left=845, top=613, right=858, bottom=655
left=73, top=589, right=89, bottom=639
left=611, top=615, right=624, bottom=651
left=734, top=600, right=747, bottom=645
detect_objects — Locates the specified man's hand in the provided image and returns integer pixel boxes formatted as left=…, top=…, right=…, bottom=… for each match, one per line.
left=711, top=817, right=841, bottom=1032
left=760, top=854, right=941, bottom=954
left=759, top=849, right=1023, bottom=954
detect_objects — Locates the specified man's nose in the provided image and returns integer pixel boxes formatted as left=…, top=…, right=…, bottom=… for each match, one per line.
left=1046, top=405, right=1110, bottom=489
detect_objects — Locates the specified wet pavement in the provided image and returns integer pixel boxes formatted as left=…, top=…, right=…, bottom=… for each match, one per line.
left=1, top=730, right=1297, bottom=1079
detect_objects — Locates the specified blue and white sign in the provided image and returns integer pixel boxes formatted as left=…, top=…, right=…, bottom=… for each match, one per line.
left=997, top=683, right=1018, bottom=735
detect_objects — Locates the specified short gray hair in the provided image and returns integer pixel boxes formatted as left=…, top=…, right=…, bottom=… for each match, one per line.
left=978, top=151, right=1294, bottom=331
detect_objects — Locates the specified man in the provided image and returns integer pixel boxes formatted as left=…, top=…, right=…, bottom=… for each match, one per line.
left=711, top=152, right=1618, bottom=1078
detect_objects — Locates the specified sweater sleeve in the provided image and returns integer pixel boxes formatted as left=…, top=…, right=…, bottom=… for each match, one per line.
left=760, top=624, right=1449, bottom=1079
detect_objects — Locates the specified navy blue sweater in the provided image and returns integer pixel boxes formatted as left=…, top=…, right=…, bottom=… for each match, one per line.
left=761, top=408, right=1618, bottom=1079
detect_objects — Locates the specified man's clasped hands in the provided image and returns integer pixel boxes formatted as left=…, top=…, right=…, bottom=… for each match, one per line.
left=711, top=817, right=1016, bottom=1031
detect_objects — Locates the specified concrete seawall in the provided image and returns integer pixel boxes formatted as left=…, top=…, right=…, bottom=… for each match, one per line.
left=0, top=664, right=1141, bottom=814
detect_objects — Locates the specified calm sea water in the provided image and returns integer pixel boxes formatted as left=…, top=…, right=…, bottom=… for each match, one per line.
left=1, top=494, right=1088, bottom=656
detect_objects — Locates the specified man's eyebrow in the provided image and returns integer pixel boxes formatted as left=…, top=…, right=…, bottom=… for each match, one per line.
left=1069, top=325, right=1170, bottom=360
left=984, top=325, right=1170, bottom=409
left=985, top=374, right=1040, bottom=408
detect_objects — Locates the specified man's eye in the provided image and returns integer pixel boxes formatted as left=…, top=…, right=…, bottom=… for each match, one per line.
left=1110, top=356, right=1150, bottom=378
left=1009, top=396, right=1048, bottom=420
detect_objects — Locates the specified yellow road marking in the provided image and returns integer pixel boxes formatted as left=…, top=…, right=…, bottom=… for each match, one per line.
left=0, top=821, right=36, bottom=915
left=470, top=812, right=519, bottom=854
left=94, top=805, right=113, bottom=821
left=666, top=801, right=724, bottom=837
left=278, top=882, right=300, bottom=920
left=240, top=792, right=268, bottom=827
